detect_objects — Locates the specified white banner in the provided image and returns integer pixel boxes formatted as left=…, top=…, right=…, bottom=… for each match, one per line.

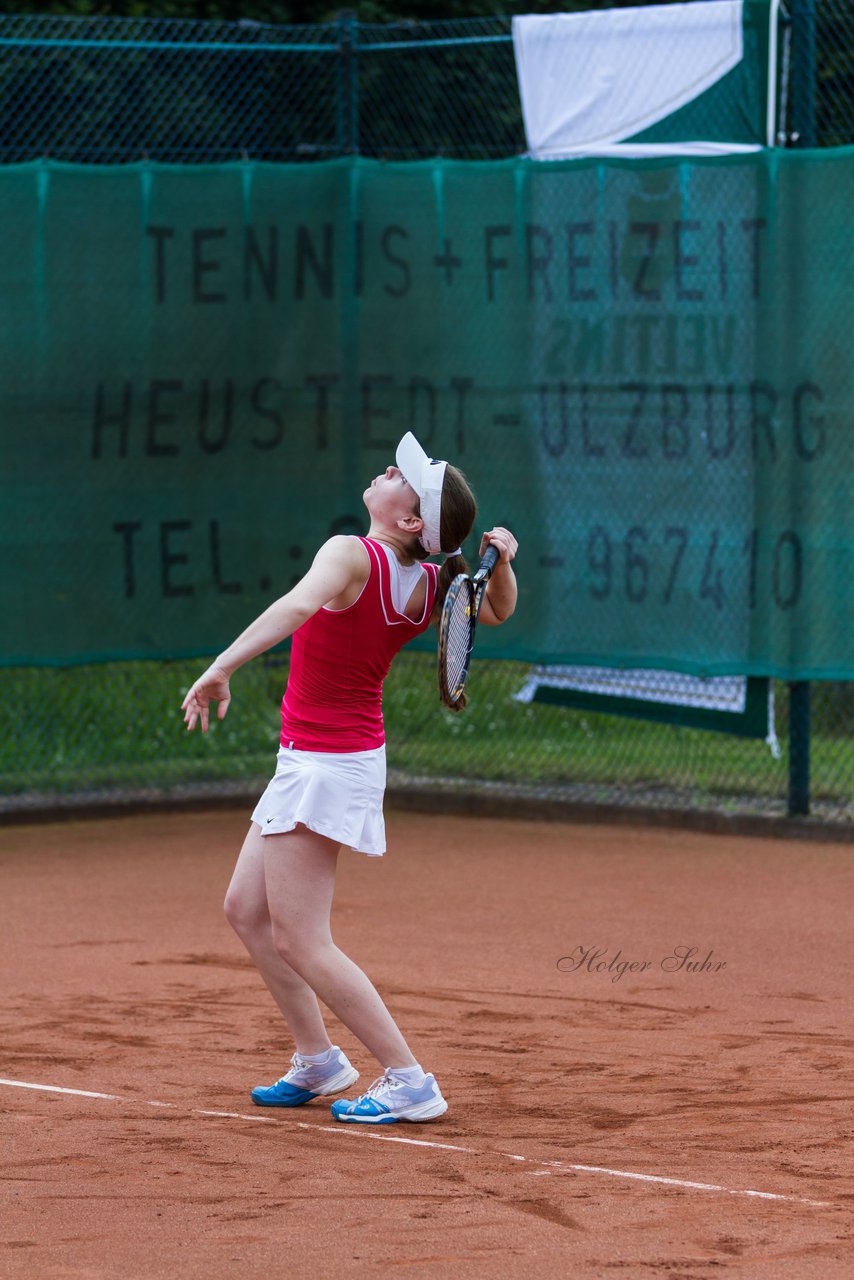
left=515, top=665, right=780, bottom=755
left=512, top=1, right=772, bottom=158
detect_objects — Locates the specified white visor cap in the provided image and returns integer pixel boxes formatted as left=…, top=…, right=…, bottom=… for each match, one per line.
left=395, top=431, right=448, bottom=556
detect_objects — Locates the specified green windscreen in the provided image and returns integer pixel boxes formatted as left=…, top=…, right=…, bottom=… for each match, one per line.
left=1, top=150, right=851, bottom=678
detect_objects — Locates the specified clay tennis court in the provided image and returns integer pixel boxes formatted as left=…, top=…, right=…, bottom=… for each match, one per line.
left=1, top=807, right=852, bottom=1278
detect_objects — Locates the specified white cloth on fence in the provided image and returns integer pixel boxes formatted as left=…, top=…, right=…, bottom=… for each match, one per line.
left=512, top=2, right=751, bottom=159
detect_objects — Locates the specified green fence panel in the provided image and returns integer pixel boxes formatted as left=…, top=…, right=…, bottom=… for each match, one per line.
left=2, top=151, right=852, bottom=679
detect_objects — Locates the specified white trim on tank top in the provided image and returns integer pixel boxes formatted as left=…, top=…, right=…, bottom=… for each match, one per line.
left=378, top=542, right=426, bottom=617
left=320, top=536, right=427, bottom=619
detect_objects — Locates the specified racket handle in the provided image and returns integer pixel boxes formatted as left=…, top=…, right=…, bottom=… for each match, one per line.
left=477, top=543, right=500, bottom=580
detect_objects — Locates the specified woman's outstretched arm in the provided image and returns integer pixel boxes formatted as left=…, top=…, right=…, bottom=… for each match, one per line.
left=181, top=535, right=367, bottom=732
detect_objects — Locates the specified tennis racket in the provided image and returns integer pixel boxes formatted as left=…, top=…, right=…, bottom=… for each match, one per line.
left=437, top=544, right=500, bottom=709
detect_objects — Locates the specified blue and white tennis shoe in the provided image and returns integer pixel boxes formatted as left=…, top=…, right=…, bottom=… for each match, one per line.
left=331, top=1070, right=448, bottom=1123
left=251, top=1046, right=359, bottom=1108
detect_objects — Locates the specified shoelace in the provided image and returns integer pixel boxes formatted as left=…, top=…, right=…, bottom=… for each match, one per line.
left=279, top=1051, right=328, bottom=1084
left=361, top=1070, right=401, bottom=1098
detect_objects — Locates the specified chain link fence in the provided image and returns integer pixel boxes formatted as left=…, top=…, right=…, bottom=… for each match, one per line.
left=811, top=0, right=854, bottom=147
left=1, top=5, right=850, bottom=162
left=5, top=658, right=851, bottom=826
left=2, top=5, right=852, bottom=829
left=0, top=12, right=523, bottom=163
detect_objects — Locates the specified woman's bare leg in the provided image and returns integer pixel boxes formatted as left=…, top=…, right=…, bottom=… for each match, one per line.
left=224, top=823, right=332, bottom=1055
left=262, top=826, right=418, bottom=1070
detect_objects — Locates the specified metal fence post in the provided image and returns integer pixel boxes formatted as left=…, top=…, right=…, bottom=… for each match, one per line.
left=337, top=10, right=359, bottom=156
left=790, top=0, right=816, bottom=147
left=788, top=682, right=811, bottom=816
left=786, top=0, right=815, bottom=819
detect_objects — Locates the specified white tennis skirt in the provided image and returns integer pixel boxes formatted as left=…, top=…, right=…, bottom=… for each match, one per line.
left=251, top=742, right=387, bottom=856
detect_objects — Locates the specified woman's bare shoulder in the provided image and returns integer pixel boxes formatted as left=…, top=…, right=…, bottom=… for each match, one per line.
left=308, top=535, right=371, bottom=610
left=313, top=534, right=370, bottom=568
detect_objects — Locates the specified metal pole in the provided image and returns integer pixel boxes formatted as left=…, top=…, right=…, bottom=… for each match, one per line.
left=786, top=1, right=815, bottom=817
left=788, top=682, right=811, bottom=816
left=337, top=10, right=358, bottom=156
left=789, top=0, right=816, bottom=147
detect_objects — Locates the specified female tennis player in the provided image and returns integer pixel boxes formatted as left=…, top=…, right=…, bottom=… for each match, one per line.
left=181, top=432, right=517, bottom=1123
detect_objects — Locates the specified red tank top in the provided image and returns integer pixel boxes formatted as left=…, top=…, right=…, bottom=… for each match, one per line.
left=280, top=537, right=439, bottom=752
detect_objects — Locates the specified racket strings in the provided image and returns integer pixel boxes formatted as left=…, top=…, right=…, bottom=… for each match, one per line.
left=438, top=548, right=497, bottom=708
left=444, top=585, right=474, bottom=695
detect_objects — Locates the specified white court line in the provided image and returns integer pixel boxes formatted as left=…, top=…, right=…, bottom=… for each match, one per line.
left=0, top=1076, right=831, bottom=1209
left=0, top=1078, right=123, bottom=1101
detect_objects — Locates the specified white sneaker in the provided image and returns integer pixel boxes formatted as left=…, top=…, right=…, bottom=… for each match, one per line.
left=331, top=1070, right=448, bottom=1124
left=251, top=1046, right=359, bottom=1108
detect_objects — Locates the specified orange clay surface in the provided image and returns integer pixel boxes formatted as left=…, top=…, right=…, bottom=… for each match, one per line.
left=1, top=807, right=853, bottom=1280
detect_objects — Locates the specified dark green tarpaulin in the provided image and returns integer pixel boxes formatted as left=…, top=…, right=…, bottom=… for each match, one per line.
left=1, top=150, right=851, bottom=677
